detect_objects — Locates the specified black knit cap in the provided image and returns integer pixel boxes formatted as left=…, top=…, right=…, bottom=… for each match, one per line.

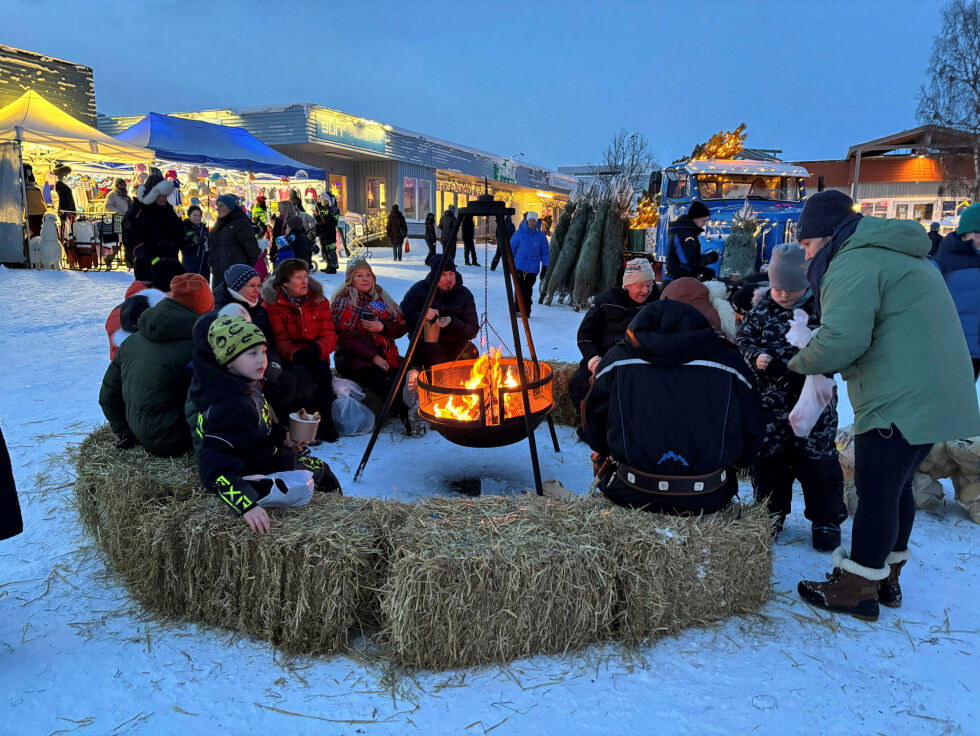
left=688, top=201, right=710, bottom=219
left=796, top=190, right=854, bottom=240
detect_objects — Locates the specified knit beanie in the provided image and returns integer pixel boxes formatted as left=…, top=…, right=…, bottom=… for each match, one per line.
left=930, top=221, right=941, bottom=231
left=169, top=273, right=214, bottom=314
left=622, top=257, right=655, bottom=286
left=285, top=215, right=305, bottom=230
left=345, top=256, right=374, bottom=285
left=660, top=277, right=721, bottom=333
left=958, top=204, right=980, bottom=235
left=767, top=243, right=809, bottom=291
left=688, top=201, right=710, bottom=220
left=796, top=190, right=854, bottom=240
left=217, top=193, right=239, bottom=212
left=207, top=316, right=267, bottom=367
left=224, top=263, right=260, bottom=293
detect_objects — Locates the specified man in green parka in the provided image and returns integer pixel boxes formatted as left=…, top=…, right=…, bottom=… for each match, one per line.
left=99, top=274, right=215, bottom=457
left=788, top=190, right=980, bottom=621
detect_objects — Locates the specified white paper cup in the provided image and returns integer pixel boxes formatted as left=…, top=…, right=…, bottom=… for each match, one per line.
left=289, top=412, right=320, bottom=444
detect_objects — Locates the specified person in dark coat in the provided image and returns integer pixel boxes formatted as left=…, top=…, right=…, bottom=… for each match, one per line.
left=193, top=315, right=340, bottom=535
left=122, top=171, right=185, bottom=283
left=400, top=256, right=479, bottom=368
left=313, top=191, right=340, bottom=272
left=461, top=213, right=479, bottom=266
left=424, top=212, right=438, bottom=265
left=386, top=204, right=408, bottom=261
left=736, top=243, right=847, bottom=549
left=284, top=215, right=315, bottom=266
left=180, top=205, right=210, bottom=280
left=490, top=215, right=516, bottom=271
left=208, top=194, right=261, bottom=288
left=0, top=427, right=23, bottom=542
left=665, top=201, right=719, bottom=282
left=581, top=299, right=764, bottom=514
left=53, top=165, right=76, bottom=217
left=569, top=258, right=659, bottom=410
left=439, top=205, right=458, bottom=254
left=935, top=207, right=980, bottom=378
left=927, top=221, right=942, bottom=257
left=99, top=274, right=214, bottom=456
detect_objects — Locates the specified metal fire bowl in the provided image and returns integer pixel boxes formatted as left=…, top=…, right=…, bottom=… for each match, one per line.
left=419, top=409, right=551, bottom=448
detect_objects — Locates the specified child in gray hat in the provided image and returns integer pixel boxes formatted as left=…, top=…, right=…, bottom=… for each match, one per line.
left=735, top=243, right=847, bottom=550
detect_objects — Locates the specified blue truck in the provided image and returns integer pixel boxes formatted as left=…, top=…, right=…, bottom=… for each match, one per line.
left=643, top=159, right=811, bottom=273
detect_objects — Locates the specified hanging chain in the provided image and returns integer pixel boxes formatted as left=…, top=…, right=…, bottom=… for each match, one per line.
left=478, top=215, right=512, bottom=355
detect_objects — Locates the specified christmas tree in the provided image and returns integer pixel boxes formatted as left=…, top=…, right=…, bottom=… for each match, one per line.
left=573, top=198, right=610, bottom=310
left=600, top=204, right=625, bottom=293
left=545, top=201, right=592, bottom=306
left=538, top=201, right=576, bottom=302
left=720, top=203, right=761, bottom=279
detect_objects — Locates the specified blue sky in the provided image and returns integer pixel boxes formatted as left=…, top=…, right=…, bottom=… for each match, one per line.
left=5, top=0, right=941, bottom=169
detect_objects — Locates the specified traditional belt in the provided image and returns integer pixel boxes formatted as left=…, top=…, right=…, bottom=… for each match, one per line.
left=615, top=465, right=728, bottom=496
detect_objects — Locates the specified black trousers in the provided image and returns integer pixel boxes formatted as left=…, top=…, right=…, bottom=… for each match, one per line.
left=339, top=364, right=406, bottom=414
left=490, top=248, right=502, bottom=271
left=568, top=365, right=593, bottom=419
left=463, top=236, right=478, bottom=265
left=752, top=449, right=846, bottom=524
left=424, top=238, right=437, bottom=266
left=514, top=270, right=537, bottom=316
left=972, top=357, right=980, bottom=381
left=284, top=360, right=338, bottom=437
left=851, top=426, right=933, bottom=569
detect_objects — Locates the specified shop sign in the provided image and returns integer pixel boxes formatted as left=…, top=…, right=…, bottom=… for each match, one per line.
left=314, top=109, right=386, bottom=153
left=493, top=158, right=517, bottom=184
left=547, top=171, right=577, bottom=192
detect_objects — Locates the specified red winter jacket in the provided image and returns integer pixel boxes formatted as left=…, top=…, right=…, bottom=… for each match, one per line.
left=261, top=277, right=337, bottom=363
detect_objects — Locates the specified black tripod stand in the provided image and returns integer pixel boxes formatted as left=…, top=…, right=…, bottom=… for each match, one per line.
left=353, top=191, right=560, bottom=495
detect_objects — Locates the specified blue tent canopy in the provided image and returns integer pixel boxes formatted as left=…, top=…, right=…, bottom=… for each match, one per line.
left=114, top=112, right=324, bottom=179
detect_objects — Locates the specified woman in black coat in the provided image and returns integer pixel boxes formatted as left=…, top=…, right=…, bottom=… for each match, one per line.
left=208, top=195, right=261, bottom=287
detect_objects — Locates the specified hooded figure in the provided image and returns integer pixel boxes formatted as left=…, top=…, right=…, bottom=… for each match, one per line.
left=581, top=299, right=764, bottom=514
left=400, top=256, right=479, bottom=367
left=209, top=194, right=261, bottom=282
left=121, top=171, right=184, bottom=282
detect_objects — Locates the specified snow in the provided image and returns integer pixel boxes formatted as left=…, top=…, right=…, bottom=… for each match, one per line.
left=0, top=251, right=976, bottom=736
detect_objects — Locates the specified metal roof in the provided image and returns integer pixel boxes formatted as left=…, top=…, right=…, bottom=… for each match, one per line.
left=681, top=159, right=810, bottom=177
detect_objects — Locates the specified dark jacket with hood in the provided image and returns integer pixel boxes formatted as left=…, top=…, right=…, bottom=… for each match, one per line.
left=439, top=209, right=457, bottom=247
left=400, top=262, right=479, bottom=363
left=387, top=207, right=408, bottom=245
left=424, top=213, right=437, bottom=245
left=209, top=207, right=261, bottom=279
left=123, top=200, right=184, bottom=264
left=934, top=231, right=980, bottom=358
left=582, top=300, right=764, bottom=513
left=928, top=229, right=943, bottom=257
left=286, top=231, right=315, bottom=266
left=99, top=298, right=198, bottom=457
left=665, top=214, right=708, bottom=281
left=189, top=328, right=293, bottom=515
left=576, top=285, right=660, bottom=366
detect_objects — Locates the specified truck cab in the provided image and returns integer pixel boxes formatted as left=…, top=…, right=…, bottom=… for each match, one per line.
left=651, top=159, right=810, bottom=273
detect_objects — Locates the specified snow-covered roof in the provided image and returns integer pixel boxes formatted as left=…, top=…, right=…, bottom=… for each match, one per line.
left=681, top=159, right=810, bottom=177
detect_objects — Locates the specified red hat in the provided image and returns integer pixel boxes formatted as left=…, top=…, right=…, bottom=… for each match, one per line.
left=169, top=274, right=214, bottom=314
left=124, top=280, right=149, bottom=300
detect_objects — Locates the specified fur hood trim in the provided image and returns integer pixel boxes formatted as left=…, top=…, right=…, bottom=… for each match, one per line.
left=139, top=178, right=174, bottom=205
left=260, top=274, right=325, bottom=305
left=704, top=280, right=738, bottom=343
left=752, top=286, right=770, bottom=309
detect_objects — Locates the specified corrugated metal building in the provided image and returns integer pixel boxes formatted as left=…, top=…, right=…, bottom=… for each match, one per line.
left=0, top=45, right=95, bottom=126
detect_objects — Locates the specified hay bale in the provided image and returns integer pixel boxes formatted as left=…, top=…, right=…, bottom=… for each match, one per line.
left=545, top=360, right=581, bottom=427
left=381, top=496, right=619, bottom=669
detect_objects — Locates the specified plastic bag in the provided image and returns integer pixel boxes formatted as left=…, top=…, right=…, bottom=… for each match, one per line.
left=786, top=308, right=813, bottom=349
left=245, top=470, right=314, bottom=509
left=332, top=395, right=375, bottom=436
left=789, top=374, right=835, bottom=437
left=332, top=376, right=366, bottom=400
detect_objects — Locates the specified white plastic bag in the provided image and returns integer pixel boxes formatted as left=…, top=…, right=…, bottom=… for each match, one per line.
left=332, top=395, right=375, bottom=436
left=332, top=376, right=366, bottom=400
left=786, top=308, right=813, bottom=349
left=245, top=470, right=314, bottom=509
left=789, top=375, right=836, bottom=437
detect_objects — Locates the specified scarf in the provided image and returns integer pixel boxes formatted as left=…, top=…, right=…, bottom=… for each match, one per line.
left=280, top=286, right=309, bottom=308
left=808, top=214, right=862, bottom=318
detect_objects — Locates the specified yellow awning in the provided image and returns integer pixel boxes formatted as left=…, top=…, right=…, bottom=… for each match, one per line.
left=0, top=90, right=152, bottom=163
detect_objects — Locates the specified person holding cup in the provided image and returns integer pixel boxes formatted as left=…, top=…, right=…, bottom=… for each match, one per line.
left=330, top=258, right=411, bottom=433
left=196, top=315, right=341, bottom=535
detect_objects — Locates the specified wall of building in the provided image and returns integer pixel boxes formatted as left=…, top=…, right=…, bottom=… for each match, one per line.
left=0, top=45, right=95, bottom=126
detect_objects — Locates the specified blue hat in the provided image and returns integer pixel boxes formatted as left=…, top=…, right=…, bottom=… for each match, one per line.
left=224, top=263, right=260, bottom=293
left=217, top=193, right=239, bottom=212
left=930, top=221, right=941, bottom=231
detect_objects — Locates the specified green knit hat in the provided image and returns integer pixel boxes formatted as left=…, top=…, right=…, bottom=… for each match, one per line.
left=958, top=204, right=980, bottom=235
left=207, top=316, right=267, bottom=367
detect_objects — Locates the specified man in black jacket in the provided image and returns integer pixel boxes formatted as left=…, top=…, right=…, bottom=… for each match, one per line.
left=569, top=258, right=659, bottom=409
left=665, top=201, right=719, bottom=282
left=581, top=299, right=764, bottom=514
left=439, top=205, right=458, bottom=255
left=461, top=213, right=479, bottom=266
left=400, top=256, right=479, bottom=368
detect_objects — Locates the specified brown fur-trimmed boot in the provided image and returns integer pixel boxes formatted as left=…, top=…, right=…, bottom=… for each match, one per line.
left=877, top=550, right=910, bottom=608
left=797, top=547, right=888, bottom=621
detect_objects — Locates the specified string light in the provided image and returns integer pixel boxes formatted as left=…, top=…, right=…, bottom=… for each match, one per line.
left=690, top=123, right=747, bottom=161
left=630, top=190, right=659, bottom=228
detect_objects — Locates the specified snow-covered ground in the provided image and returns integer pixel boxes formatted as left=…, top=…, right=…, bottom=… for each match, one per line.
left=0, top=249, right=976, bottom=736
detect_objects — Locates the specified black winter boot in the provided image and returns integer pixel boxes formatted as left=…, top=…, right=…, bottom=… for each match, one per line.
left=811, top=521, right=842, bottom=552
left=877, top=550, right=910, bottom=608
left=798, top=547, right=888, bottom=621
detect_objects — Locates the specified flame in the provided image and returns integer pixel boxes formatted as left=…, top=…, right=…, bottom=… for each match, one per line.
left=430, top=348, right=524, bottom=423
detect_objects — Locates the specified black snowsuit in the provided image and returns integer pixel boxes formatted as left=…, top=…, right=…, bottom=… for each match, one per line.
left=665, top=214, right=715, bottom=282
left=439, top=209, right=458, bottom=254
left=424, top=213, right=438, bottom=265
left=208, top=208, right=261, bottom=288
left=928, top=229, right=942, bottom=257
left=122, top=199, right=185, bottom=282
left=461, top=215, right=478, bottom=265
left=191, top=348, right=336, bottom=515
left=735, top=291, right=847, bottom=525
left=400, top=264, right=480, bottom=367
left=569, top=285, right=660, bottom=409
left=581, top=300, right=764, bottom=514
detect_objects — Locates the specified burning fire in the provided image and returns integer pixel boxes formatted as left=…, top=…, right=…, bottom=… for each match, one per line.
left=431, top=348, right=521, bottom=423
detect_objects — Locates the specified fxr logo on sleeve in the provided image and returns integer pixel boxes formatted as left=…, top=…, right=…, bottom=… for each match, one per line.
left=216, top=475, right=254, bottom=512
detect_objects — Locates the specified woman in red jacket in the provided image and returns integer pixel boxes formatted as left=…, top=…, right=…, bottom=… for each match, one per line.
left=262, top=258, right=339, bottom=442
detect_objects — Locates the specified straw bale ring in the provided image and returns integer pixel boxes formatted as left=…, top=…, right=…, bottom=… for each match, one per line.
left=381, top=496, right=619, bottom=670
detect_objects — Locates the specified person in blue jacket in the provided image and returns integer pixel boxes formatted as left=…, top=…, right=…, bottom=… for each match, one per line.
left=934, top=203, right=980, bottom=379
left=509, top=211, right=549, bottom=316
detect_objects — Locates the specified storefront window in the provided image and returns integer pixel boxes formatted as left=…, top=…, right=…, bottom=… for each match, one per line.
left=329, top=175, right=347, bottom=213
left=895, top=204, right=909, bottom=219
left=457, top=194, right=468, bottom=209
left=403, top=178, right=418, bottom=220
left=367, top=177, right=386, bottom=212
left=913, top=203, right=934, bottom=221
left=418, top=179, right=432, bottom=218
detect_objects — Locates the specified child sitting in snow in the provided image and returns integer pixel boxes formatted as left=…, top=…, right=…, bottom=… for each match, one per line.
left=735, top=243, right=847, bottom=550
left=195, top=315, right=341, bottom=534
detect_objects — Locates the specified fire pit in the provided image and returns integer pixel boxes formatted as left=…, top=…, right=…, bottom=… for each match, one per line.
left=417, top=349, right=554, bottom=448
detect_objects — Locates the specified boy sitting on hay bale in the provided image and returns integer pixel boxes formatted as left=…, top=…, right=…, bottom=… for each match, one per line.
left=196, top=315, right=341, bottom=534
